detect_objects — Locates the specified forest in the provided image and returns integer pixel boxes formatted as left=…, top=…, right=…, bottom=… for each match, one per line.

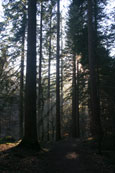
left=0, top=0, right=115, bottom=172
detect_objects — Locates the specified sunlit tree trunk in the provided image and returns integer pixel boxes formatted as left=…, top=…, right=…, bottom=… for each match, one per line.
left=72, top=54, right=77, bottom=137
left=76, top=59, right=80, bottom=137
left=19, top=28, right=25, bottom=139
left=72, top=55, right=79, bottom=138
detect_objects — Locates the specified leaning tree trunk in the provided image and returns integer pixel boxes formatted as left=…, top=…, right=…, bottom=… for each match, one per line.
left=20, top=0, right=40, bottom=149
left=88, top=0, right=103, bottom=153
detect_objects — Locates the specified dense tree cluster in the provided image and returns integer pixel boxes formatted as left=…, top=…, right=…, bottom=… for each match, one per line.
left=66, top=0, right=115, bottom=150
left=0, top=0, right=115, bottom=151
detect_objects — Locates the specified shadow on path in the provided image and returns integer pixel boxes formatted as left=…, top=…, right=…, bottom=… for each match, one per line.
left=43, top=138, right=113, bottom=173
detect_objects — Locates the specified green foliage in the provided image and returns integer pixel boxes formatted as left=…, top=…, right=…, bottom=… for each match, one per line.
left=0, top=136, right=15, bottom=144
left=66, top=0, right=115, bottom=138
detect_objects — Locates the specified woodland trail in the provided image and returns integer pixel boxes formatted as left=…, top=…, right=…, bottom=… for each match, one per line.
left=42, top=138, right=113, bottom=173
left=0, top=138, right=114, bottom=172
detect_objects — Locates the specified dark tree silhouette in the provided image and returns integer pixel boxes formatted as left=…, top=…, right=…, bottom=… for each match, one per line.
left=20, top=0, right=40, bottom=148
left=56, top=0, right=61, bottom=141
left=88, top=0, right=103, bottom=153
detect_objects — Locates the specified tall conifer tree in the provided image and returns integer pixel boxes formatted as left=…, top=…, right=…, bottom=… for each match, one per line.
left=88, top=0, right=103, bottom=153
left=20, top=0, right=40, bottom=148
left=56, top=0, right=61, bottom=141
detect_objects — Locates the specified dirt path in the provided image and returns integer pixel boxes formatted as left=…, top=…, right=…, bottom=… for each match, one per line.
left=42, top=138, right=113, bottom=173
left=0, top=138, right=114, bottom=172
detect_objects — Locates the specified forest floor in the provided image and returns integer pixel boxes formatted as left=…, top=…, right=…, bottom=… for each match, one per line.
left=0, top=137, right=115, bottom=172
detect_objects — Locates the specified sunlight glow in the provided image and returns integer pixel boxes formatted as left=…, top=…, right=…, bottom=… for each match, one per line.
left=66, top=152, right=79, bottom=160
left=0, top=0, right=3, bottom=21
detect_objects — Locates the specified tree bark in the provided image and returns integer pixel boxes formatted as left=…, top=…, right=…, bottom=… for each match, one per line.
left=19, top=29, right=25, bottom=139
left=60, top=16, right=64, bottom=131
left=76, top=59, right=80, bottom=137
left=38, top=2, right=44, bottom=141
left=72, top=55, right=79, bottom=138
left=56, top=0, right=61, bottom=141
left=72, top=54, right=77, bottom=137
left=20, top=0, right=40, bottom=149
left=47, top=7, right=52, bottom=141
left=88, top=0, right=103, bottom=153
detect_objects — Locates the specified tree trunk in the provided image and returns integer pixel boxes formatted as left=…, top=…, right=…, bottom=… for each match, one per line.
left=72, top=54, right=77, bottom=137
left=88, top=0, right=103, bottom=153
left=47, top=8, right=52, bottom=141
left=19, top=29, right=25, bottom=139
left=56, top=0, right=61, bottom=141
left=72, top=55, right=79, bottom=138
left=76, top=59, right=80, bottom=137
left=60, top=16, right=64, bottom=132
left=112, top=100, right=115, bottom=149
left=38, top=2, right=44, bottom=141
left=20, top=0, right=40, bottom=149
